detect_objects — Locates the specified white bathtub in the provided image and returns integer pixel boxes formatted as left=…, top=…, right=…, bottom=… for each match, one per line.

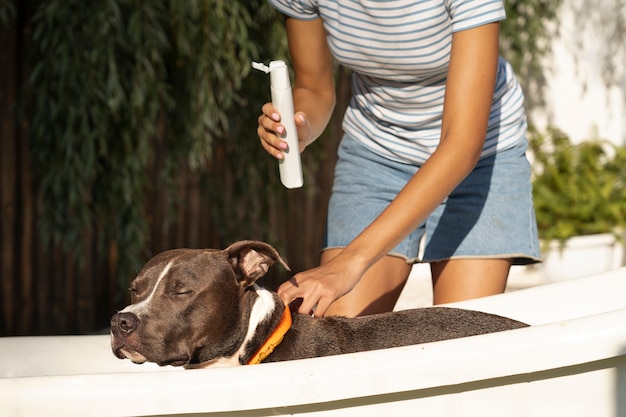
left=2, top=268, right=625, bottom=417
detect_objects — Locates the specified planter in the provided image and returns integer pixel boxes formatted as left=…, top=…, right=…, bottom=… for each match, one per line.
left=541, top=233, right=624, bottom=282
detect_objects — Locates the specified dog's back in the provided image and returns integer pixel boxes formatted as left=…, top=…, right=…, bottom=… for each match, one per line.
left=267, top=307, right=528, bottom=362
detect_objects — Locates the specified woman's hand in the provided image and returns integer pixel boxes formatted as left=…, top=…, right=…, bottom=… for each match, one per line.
left=277, top=252, right=365, bottom=317
left=257, top=103, right=311, bottom=159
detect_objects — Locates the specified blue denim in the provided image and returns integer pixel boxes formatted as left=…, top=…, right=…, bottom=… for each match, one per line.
left=324, top=134, right=541, bottom=265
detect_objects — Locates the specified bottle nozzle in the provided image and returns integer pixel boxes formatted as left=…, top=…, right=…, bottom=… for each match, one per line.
left=251, top=61, right=271, bottom=73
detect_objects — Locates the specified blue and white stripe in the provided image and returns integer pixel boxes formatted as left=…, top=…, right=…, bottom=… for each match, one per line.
left=269, top=0, right=527, bottom=165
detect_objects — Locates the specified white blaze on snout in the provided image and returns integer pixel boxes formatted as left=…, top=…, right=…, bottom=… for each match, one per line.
left=122, top=260, right=175, bottom=316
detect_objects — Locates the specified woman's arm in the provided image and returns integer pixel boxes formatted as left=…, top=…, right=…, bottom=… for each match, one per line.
left=278, top=22, right=502, bottom=316
left=257, top=17, right=336, bottom=159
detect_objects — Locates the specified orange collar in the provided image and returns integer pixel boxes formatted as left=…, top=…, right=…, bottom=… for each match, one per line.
left=247, top=305, right=292, bottom=365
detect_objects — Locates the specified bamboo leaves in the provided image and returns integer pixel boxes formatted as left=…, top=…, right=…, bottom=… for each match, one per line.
left=27, top=0, right=264, bottom=277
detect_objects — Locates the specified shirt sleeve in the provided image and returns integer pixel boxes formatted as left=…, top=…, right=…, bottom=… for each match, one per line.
left=445, top=0, right=506, bottom=32
left=268, top=0, right=320, bottom=20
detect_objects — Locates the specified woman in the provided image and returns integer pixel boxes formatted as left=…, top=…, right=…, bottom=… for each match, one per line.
left=257, top=0, right=541, bottom=317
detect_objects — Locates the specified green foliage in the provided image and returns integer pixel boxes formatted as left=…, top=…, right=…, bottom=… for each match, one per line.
left=165, top=0, right=258, bottom=169
left=530, top=127, right=626, bottom=243
left=0, top=0, right=15, bottom=28
left=501, top=0, right=561, bottom=70
left=192, top=1, right=293, bottom=247
left=26, top=0, right=277, bottom=276
left=500, top=0, right=562, bottom=108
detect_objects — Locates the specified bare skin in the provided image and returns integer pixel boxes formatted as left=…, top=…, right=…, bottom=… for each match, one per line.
left=321, top=250, right=412, bottom=317
left=430, top=258, right=512, bottom=305
left=258, top=17, right=513, bottom=317
left=303, top=251, right=511, bottom=317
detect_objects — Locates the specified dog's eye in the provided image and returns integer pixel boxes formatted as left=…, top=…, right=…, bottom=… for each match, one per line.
left=171, top=281, right=193, bottom=296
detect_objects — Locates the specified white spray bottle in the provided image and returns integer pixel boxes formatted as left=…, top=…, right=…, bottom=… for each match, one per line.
left=252, top=60, right=303, bottom=189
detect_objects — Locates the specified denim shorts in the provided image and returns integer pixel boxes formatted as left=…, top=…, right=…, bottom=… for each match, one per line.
left=324, top=134, right=541, bottom=265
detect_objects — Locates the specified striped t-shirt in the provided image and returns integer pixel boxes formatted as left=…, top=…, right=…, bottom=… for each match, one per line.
left=268, top=0, right=527, bottom=165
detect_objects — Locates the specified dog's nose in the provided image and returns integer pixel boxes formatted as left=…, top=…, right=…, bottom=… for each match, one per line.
left=111, top=312, right=139, bottom=334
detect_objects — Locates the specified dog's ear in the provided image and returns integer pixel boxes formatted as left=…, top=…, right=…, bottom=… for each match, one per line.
left=225, top=241, right=290, bottom=287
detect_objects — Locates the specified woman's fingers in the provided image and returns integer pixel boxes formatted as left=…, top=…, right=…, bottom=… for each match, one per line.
left=278, top=274, right=322, bottom=316
left=257, top=103, right=289, bottom=159
left=277, top=263, right=356, bottom=317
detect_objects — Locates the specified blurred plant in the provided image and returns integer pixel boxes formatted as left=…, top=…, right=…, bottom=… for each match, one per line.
left=201, top=1, right=294, bottom=247
left=0, top=0, right=15, bottom=28
left=26, top=0, right=282, bottom=277
left=529, top=127, right=626, bottom=243
left=500, top=0, right=563, bottom=109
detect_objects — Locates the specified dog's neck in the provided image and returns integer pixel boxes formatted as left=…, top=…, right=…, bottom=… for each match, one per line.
left=247, top=303, right=292, bottom=365
left=186, top=284, right=291, bottom=369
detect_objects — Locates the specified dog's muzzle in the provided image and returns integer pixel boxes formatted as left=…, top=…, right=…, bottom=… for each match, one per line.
left=111, top=312, right=139, bottom=334
left=110, top=312, right=141, bottom=361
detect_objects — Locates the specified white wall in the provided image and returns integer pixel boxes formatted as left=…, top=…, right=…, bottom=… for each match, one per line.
left=528, top=0, right=626, bottom=146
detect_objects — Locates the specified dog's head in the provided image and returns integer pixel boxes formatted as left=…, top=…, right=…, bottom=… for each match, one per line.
left=110, top=240, right=288, bottom=367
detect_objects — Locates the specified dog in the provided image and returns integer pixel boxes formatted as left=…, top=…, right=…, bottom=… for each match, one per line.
left=110, top=240, right=528, bottom=368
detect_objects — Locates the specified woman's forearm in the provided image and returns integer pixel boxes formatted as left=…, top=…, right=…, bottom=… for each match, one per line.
left=292, top=85, right=335, bottom=146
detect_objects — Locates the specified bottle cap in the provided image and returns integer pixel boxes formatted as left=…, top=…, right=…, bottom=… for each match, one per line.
left=252, top=60, right=290, bottom=90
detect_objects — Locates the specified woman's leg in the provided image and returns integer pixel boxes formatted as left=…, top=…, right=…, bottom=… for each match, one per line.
left=430, top=258, right=512, bottom=305
left=322, top=249, right=412, bottom=317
